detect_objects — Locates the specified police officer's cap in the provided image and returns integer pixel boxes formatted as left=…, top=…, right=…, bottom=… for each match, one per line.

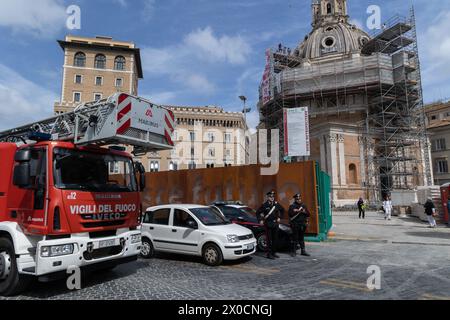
left=293, top=193, right=301, bottom=199
left=267, top=191, right=276, bottom=197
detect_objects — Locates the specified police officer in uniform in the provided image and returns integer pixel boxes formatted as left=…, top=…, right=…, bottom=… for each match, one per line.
left=288, top=193, right=311, bottom=257
left=256, top=191, right=285, bottom=259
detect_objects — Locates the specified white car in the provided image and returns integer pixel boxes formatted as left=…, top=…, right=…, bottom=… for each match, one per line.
left=140, top=204, right=257, bottom=266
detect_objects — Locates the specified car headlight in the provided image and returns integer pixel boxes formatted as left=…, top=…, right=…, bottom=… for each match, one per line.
left=131, top=234, right=142, bottom=244
left=227, top=235, right=240, bottom=243
left=41, top=244, right=75, bottom=257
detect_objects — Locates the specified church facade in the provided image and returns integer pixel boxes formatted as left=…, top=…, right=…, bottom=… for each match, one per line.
left=258, top=0, right=431, bottom=207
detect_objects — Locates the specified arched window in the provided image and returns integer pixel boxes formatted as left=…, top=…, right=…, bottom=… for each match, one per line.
left=94, top=54, right=106, bottom=69
left=327, top=3, right=332, bottom=14
left=349, top=164, right=358, bottom=184
left=114, top=56, right=126, bottom=70
left=74, top=52, right=86, bottom=67
left=169, top=161, right=178, bottom=171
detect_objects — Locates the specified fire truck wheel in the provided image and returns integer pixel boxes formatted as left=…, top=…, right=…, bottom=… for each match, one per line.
left=0, top=238, right=32, bottom=296
left=202, top=243, right=223, bottom=267
left=140, top=238, right=154, bottom=259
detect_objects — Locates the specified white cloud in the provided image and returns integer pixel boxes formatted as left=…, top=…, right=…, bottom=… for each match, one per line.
left=419, top=10, right=450, bottom=101
left=0, top=0, right=67, bottom=37
left=141, top=27, right=251, bottom=94
left=113, top=0, right=128, bottom=7
left=0, top=64, right=56, bottom=130
left=185, top=27, right=251, bottom=65
left=142, top=0, right=156, bottom=21
left=144, top=91, right=177, bottom=105
left=185, top=74, right=216, bottom=93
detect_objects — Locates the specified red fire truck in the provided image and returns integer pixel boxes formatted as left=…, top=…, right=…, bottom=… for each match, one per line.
left=0, top=93, right=174, bottom=296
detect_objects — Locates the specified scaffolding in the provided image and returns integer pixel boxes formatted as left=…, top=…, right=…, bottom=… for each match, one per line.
left=258, top=7, right=432, bottom=202
left=363, top=8, right=432, bottom=200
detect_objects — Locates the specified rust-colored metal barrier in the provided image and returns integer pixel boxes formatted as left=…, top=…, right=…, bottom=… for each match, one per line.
left=141, top=161, right=319, bottom=234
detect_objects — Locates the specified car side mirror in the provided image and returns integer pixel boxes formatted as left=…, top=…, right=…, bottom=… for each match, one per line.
left=186, top=219, right=198, bottom=229
left=237, top=216, right=245, bottom=222
left=13, top=163, right=31, bottom=188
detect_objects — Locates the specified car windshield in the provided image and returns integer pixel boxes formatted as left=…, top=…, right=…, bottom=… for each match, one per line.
left=53, top=148, right=137, bottom=192
left=190, top=207, right=230, bottom=226
left=239, top=207, right=258, bottom=222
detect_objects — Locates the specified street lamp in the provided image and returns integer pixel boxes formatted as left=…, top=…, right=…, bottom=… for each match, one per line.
left=239, top=95, right=251, bottom=125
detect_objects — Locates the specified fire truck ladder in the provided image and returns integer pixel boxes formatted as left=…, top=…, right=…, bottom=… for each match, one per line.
left=0, top=93, right=175, bottom=155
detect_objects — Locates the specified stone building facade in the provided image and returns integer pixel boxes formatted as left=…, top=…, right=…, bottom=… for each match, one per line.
left=54, top=35, right=249, bottom=172
left=54, top=35, right=143, bottom=114
left=425, top=101, right=450, bottom=185
left=144, top=105, right=248, bottom=172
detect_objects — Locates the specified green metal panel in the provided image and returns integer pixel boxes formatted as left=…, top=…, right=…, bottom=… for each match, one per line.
left=306, top=162, right=332, bottom=242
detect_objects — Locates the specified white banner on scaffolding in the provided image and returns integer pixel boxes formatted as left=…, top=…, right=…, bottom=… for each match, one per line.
left=261, top=48, right=273, bottom=105
left=283, top=107, right=310, bottom=157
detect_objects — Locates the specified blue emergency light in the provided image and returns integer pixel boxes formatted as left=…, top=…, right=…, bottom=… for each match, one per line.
left=28, top=132, right=52, bottom=142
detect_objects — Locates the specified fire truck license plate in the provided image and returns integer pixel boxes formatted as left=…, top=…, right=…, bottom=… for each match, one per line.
left=99, top=239, right=116, bottom=248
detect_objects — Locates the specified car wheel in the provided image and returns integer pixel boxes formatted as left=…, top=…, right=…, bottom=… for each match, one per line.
left=256, top=233, right=268, bottom=252
left=0, top=238, right=32, bottom=296
left=140, top=238, right=155, bottom=259
left=202, top=243, right=223, bottom=267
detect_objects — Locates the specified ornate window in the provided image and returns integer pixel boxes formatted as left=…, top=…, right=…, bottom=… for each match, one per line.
left=359, top=36, right=370, bottom=48
left=94, top=54, right=106, bottom=69
left=74, top=52, right=86, bottom=67
left=322, top=36, right=336, bottom=48
left=327, top=3, right=332, bottom=14
left=114, top=56, right=126, bottom=70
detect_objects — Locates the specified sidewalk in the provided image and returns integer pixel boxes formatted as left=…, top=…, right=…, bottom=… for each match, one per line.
left=330, top=211, right=450, bottom=246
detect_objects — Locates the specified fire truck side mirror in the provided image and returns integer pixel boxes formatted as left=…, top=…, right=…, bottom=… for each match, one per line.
left=13, top=163, right=31, bottom=188
left=13, top=150, right=32, bottom=188
left=14, top=149, right=31, bottom=162
left=135, top=162, right=146, bottom=191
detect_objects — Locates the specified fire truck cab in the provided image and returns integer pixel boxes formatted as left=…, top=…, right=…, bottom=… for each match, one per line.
left=0, top=93, right=175, bottom=295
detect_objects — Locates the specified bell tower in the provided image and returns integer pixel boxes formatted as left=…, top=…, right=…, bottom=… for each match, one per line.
left=312, top=0, right=349, bottom=28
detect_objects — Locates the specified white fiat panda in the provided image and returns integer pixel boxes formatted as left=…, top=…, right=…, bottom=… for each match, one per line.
left=140, top=204, right=257, bottom=266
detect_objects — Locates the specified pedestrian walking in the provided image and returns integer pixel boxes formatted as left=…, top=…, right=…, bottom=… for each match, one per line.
left=424, top=198, right=437, bottom=228
left=288, top=193, right=310, bottom=257
left=383, top=196, right=393, bottom=220
left=357, top=197, right=366, bottom=219
left=256, top=191, right=285, bottom=260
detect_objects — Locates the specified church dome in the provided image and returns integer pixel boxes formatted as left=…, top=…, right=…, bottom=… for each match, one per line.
left=294, top=1, right=370, bottom=60
left=296, top=22, right=370, bottom=60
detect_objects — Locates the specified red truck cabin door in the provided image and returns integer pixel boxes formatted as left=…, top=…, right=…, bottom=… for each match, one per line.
left=11, top=146, right=48, bottom=234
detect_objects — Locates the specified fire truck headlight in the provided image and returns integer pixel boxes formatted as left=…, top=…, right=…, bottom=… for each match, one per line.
left=40, top=244, right=75, bottom=257
left=131, top=234, right=142, bottom=244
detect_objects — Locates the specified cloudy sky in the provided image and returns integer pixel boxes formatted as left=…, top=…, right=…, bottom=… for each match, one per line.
left=0, top=0, right=449, bottom=130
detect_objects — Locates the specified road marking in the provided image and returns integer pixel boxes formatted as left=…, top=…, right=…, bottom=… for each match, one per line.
left=320, top=278, right=372, bottom=293
left=421, top=293, right=450, bottom=300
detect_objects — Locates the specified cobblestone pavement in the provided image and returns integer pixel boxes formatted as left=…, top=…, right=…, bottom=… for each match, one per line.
left=3, top=212, right=450, bottom=300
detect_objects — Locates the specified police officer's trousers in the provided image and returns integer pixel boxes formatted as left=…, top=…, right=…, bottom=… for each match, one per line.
left=291, top=224, right=306, bottom=252
left=265, top=226, right=279, bottom=256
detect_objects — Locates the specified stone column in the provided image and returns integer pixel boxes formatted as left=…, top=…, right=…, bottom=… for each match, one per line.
left=320, top=135, right=327, bottom=171
left=338, top=134, right=346, bottom=186
left=358, top=136, right=366, bottom=186
left=327, top=133, right=339, bottom=186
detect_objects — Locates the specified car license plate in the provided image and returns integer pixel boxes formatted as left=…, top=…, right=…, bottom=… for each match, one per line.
left=99, top=239, right=116, bottom=249
left=246, top=244, right=254, bottom=250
